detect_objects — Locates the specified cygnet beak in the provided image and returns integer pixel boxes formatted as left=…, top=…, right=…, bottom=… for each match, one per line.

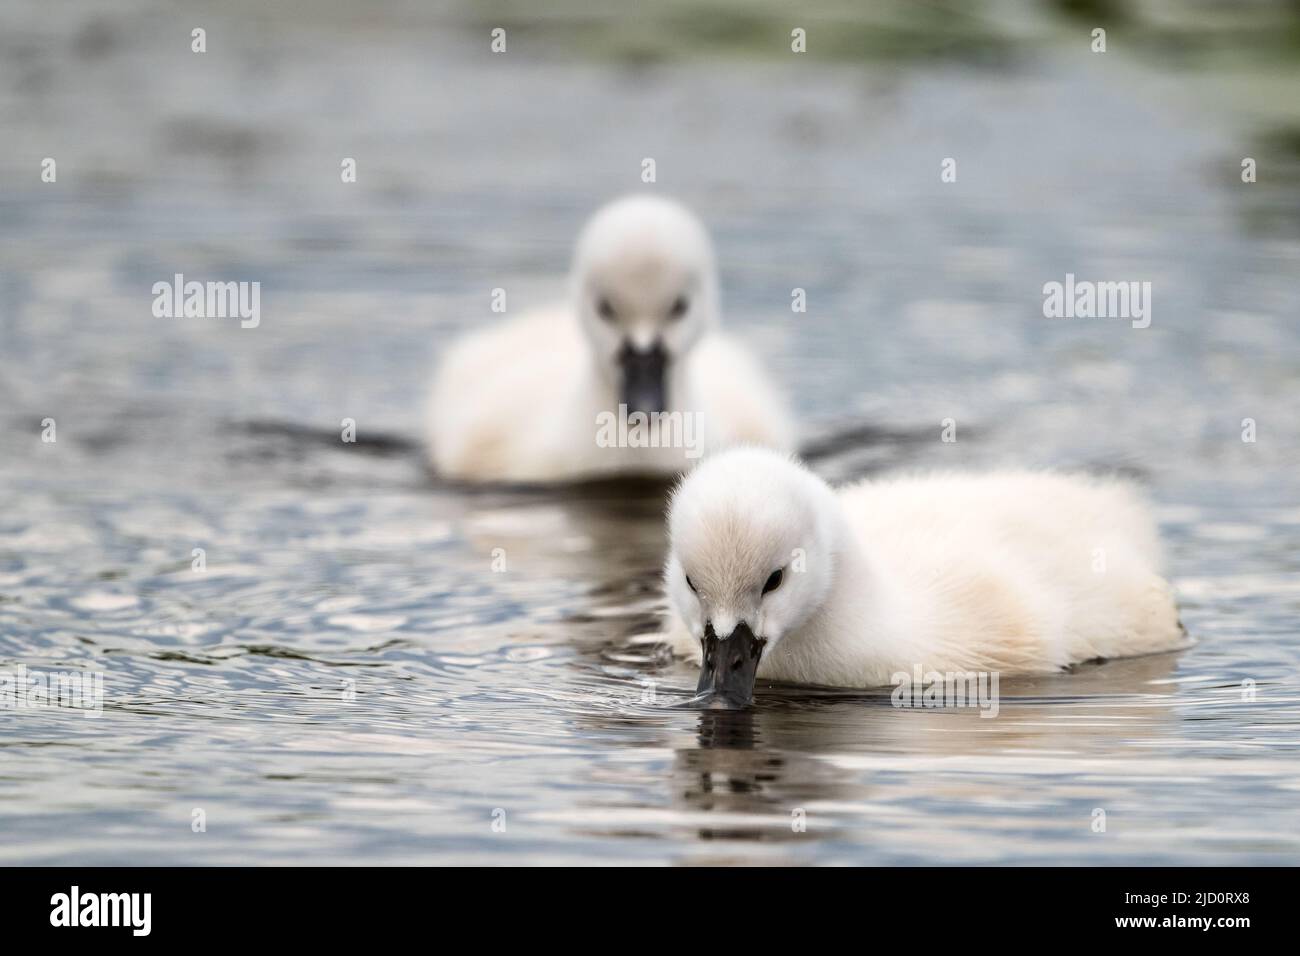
left=693, top=620, right=765, bottom=709
left=617, top=340, right=667, bottom=415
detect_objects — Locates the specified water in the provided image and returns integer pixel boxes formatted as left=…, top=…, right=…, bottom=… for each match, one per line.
left=2, top=0, right=1299, bottom=864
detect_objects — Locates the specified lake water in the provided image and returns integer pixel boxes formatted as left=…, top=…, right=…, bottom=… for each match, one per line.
left=2, top=0, right=1298, bottom=864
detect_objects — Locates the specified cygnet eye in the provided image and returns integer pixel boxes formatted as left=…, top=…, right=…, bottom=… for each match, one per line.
left=597, top=297, right=617, bottom=322
left=686, top=575, right=698, bottom=594
left=668, top=295, right=689, bottom=320
left=762, top=568, right=784, bottom=595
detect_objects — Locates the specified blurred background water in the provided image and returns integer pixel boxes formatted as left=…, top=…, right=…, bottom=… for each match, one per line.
left=1, top=0, right=1298, bottom=864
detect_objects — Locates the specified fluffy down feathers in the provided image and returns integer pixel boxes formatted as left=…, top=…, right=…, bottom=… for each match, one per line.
left=663, top=448, right=1186, bottom=688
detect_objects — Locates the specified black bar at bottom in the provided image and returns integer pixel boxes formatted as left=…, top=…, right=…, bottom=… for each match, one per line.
left=0, top=866, right=1277, bottom=941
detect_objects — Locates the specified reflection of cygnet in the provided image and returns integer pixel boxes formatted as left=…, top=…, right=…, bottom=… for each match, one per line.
left=664, top=448, right=1187, bottom=707
left=426, top=196, right=795, bottom=483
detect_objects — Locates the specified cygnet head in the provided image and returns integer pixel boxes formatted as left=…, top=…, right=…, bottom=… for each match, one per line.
left=665, top=448, right=841, bottom=708
left=570, top=195, right=718, bottom=415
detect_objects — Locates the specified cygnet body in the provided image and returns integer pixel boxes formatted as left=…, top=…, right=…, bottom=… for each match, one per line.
left=426, top=196, right=795, bottom=483
left=663, top=447, right=1186, bottom=706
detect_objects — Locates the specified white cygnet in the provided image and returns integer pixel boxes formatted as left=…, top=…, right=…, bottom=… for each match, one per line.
left=426, top=195, right=796, bottom=483
left=663, top=447, right=1187, bottom=706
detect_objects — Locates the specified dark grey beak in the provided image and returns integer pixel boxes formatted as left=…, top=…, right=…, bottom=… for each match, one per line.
left=694, top=621, right=766, bottom=710
left=617, top=340, right=667, bottom=415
